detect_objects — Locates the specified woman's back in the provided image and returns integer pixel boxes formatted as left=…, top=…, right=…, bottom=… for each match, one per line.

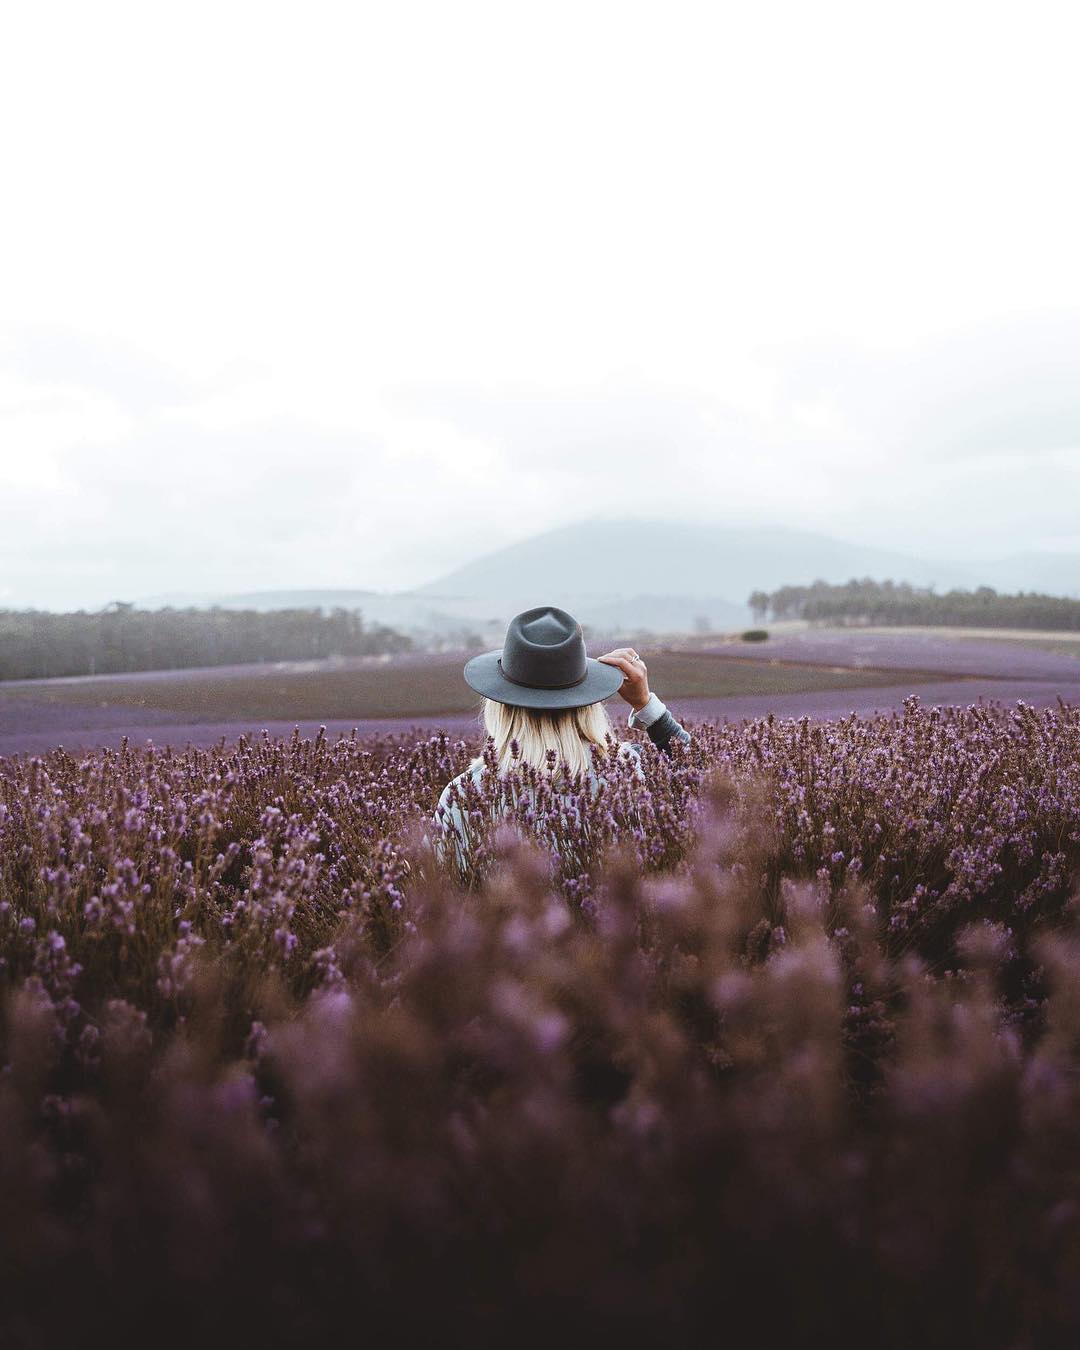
left=428, top=614, right=691, bottom=875
left=433, top=738, right=645, bottom=874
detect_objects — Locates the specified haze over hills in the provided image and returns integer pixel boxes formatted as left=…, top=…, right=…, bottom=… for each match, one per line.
left=405, top=518, right=976, bottom=635
left=131, top=517, right=1080, bottom=640
left=415, top=518, right=978, bottom=602
left=975, top=551, right=1080, bottom=597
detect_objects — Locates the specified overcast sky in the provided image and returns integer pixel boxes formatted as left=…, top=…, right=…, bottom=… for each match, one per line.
left=2, top=0, right=1079, bottom=610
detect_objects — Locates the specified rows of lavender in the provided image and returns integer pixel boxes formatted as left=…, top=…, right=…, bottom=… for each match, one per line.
left=2, top=697, right=1080, bottom=1346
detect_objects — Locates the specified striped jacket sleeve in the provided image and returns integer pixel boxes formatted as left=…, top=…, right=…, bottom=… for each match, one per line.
left=627, top=692, right=692, bottom=755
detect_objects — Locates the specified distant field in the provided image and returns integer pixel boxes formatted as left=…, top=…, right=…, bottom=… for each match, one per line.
left=865, top=625, right=1080, bottom=658
left=701, top=622, right=1080, bottom=641
left=4, top=633, right=1080, bottom=757
left=0, top=649, right=967, bottom=722
left=679, top=627, right=1080, bottom=679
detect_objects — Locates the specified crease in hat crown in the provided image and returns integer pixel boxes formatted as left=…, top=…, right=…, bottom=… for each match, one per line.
left=498, top=605, right=587, bottom=689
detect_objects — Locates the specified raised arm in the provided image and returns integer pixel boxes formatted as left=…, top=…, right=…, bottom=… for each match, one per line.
left=596, top=648, right=691, bottom=756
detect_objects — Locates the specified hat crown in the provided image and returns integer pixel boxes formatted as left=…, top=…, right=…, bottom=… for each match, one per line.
left=499, top=605, right=588, bottom=689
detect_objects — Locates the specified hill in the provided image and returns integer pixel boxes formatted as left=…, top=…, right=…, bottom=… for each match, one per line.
left=413, top=516, right=979, bottom=618
left=130, top=518, right=1080, bottom=639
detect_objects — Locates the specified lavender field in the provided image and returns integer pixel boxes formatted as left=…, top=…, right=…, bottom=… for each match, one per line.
left=11, top=0, right=1080, bottom=1342
left=3, top=696, right=1080, bottom=1346
left=685, top=624, right=1080, bottom=677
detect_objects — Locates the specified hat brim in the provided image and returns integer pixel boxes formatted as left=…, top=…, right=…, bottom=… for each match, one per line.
left=463, top=649, right=626, bottom=709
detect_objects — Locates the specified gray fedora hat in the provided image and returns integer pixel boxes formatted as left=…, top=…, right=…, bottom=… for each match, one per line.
left=464, top=605, right=625, bottom=710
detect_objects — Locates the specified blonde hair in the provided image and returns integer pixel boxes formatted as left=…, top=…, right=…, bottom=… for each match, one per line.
left=480, top=696, right=623, bottom=778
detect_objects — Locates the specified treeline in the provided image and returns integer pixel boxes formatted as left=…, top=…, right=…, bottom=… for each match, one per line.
left=748, top=578, right=1080, bottom=630
left=0, top=603, right=413, bottom=681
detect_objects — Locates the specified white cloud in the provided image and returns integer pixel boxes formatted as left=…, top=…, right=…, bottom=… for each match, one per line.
left=2, top=0, right=1080, bottom=606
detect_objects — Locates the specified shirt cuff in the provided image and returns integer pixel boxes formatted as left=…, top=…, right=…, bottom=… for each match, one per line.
left=628, top=692, right=666, bottom=728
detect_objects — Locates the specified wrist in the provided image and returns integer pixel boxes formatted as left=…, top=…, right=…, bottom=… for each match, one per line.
left=628, top=691, right=666, bottom=727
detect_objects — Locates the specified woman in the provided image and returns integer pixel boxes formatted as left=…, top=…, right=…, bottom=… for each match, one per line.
left=432, top=605, right=691, bottom=872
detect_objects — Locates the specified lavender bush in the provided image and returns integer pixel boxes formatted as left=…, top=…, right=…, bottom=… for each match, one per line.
left=1, top=696, right=1080, bottom=1347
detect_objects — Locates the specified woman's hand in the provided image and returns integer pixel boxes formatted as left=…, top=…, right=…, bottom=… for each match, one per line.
left=597, top=647, right=650, bottom=711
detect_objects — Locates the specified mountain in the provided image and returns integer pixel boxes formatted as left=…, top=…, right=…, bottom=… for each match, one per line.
left=414, top=517, right=981, bottom=610
left=131, top=520, right=1080, bottom=639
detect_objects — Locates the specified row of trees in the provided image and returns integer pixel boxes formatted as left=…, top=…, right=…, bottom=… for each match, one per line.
left=0, top=603, right=414, bottom=681
left=748, top=578, right=1080, bottom=630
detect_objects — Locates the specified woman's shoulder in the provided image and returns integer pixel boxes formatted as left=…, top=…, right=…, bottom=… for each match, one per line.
left=592, top=740, right=644, bottom=778
left=437, top=757, right=485, bottom=802
left=452, top=754, right=487, bottom=780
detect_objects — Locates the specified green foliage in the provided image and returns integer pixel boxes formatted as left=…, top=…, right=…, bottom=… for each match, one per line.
left=0, top=604, right=413, bottom=680
left=749, top=577, right=1080, bottom=629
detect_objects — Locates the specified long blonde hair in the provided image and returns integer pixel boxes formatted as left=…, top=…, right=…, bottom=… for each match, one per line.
left=480, top=696, right=623, bottom=777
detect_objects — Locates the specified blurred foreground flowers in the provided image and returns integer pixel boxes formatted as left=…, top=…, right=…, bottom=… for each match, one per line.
left=2, top=699, right=1080, bottom=1347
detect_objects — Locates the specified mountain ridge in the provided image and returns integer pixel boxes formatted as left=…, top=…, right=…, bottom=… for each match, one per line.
left=130, top=518, right=1080, bottom=635
left=413, top=517, right=981, bottom=603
